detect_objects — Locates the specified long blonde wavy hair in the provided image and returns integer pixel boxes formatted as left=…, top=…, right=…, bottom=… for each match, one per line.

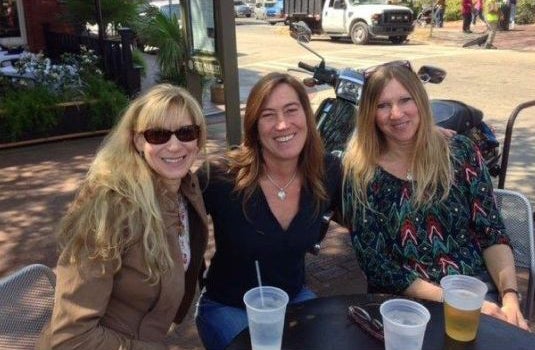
left=343, top=64, right=453, bottom=212
left=57, top=84, right=207, bottom=284
left=227, top=72, right=327, bottom=214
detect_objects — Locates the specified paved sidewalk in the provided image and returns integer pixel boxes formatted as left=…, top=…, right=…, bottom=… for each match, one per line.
left=411, top=20, right=535, bottom=51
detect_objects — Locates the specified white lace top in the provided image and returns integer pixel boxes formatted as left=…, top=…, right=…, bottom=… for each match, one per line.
left=177, top=194, right=191, bottom=270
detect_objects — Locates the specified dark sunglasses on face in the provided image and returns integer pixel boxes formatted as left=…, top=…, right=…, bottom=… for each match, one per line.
left=142, top=125, right=200, bottom=144
left=362, top=60, right=413, bottom=83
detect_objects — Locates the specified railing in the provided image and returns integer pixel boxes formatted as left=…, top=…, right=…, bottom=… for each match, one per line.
left=43, top=25, right=140, bottom=97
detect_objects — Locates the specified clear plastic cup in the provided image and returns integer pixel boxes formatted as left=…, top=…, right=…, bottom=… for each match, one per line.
left=380, top=298, right=431, bottom=350
left=440, top=275, right=488, bottom=341
left=243, top=286, right=289, bottom=350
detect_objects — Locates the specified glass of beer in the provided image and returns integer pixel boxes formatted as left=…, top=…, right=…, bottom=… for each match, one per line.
left=440, top=275, right=488, bottom=342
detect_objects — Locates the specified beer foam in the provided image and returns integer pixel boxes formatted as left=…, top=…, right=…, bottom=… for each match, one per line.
left=444, top=288, right=483, bottom=310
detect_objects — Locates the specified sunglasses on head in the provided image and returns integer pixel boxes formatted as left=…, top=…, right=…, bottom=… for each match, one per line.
left=363, top=60, right=413, bottom=83
left=142, top=125, right=200, bottom=144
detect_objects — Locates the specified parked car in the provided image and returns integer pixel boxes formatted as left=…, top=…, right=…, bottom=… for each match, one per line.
left=234, top=0, right=252, bottom=18
left=265, top=0, right=285, bottom=25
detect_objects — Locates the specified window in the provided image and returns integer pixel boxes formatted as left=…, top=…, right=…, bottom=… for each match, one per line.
left=0, top=0, right=20, bottom=38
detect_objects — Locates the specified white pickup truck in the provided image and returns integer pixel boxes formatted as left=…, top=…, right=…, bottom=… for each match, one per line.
left=285, top=0, right=415, bottom=45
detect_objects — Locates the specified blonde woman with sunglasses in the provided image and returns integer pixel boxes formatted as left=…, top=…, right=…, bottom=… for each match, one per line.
left=37, top=84, right=210, bottom=349
left=342, top=62, right=528, bottom=330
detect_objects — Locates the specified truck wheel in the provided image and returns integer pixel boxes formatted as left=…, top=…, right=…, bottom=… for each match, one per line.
left=350, top=23, right=369, bottom=45
left=390, top=35, right=407, bottom=44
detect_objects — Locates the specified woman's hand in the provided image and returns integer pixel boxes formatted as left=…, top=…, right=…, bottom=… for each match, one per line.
left=500, top=293, right=530, bottom=331
left=482, top=299, right=530, bottom=331
left=481, top=300, right=508, bottom=321
left=436, top=126, right=456, bottom=138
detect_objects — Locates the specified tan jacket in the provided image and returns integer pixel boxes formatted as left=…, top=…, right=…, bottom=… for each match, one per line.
left=36, top=172, right=209, bottom=350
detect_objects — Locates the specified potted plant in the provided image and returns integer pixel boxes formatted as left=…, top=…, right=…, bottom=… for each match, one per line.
left=134, top=10, right=186, bottom=86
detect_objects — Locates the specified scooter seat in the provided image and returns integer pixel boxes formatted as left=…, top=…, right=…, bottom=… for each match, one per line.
left=431, top=99, right=483, bottom=133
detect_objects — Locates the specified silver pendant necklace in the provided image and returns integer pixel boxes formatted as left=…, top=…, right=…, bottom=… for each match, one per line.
left=265, top=171, right=297, bottom=200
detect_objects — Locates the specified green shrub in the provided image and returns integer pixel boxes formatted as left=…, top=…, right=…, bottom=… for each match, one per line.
left=0, top=86, right=61, bottom=141
left=0, top=48, right=129, bottom=142
left=83, top=75, right=129, bottom=130
left=445, top=0, right=462, bottom=21
left=136, top=12, right=186, bottom=86
left=61, top=0, right=149, bottom=35
left=409, top=0, right=463, bottom=21
left=517, top=0, right=535, bottom=24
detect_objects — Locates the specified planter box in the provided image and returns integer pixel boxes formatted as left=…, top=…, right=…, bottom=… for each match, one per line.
left=0, top=101, right=113, bottom=148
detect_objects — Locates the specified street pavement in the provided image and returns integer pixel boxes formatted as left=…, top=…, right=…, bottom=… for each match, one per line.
left=1, top=22, right=534, bottom=348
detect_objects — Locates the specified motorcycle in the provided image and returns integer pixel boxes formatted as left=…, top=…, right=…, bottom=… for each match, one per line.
left=290, top=22, right=501, bottom=176
left=415, top=4, right=440, bottom=27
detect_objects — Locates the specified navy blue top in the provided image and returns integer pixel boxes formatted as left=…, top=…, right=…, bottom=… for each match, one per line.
left=198, top=154, right=341, bottom=308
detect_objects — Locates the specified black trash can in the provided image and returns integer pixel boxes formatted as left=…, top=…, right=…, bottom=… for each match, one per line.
left=499, top=3, right=511, bottom=30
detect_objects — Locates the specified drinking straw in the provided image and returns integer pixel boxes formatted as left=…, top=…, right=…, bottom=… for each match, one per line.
left=255, top=260, right=265, bottom=307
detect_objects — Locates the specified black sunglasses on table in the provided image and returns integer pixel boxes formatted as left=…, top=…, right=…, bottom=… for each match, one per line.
left=142, top=125, right=200, bottom=144
left=348, top=304, right=385, bottom=342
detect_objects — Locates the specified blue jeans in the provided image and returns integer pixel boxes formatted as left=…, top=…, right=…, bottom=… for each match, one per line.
left=195, top=287, right=316, bottom=350
left=509, top=4, right=516, bottom=23
left=435, top=7, right=444, bottom=28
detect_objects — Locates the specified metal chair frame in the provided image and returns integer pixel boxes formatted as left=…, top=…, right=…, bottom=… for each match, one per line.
left=494, top=189, right=535, bottom=320
left=0, top=264, right=56, bottom=350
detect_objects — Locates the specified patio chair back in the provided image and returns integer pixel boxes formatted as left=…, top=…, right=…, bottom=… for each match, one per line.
left=0, top=264, right=56, bottom=349
left=494, top=189, right=535, bottom=320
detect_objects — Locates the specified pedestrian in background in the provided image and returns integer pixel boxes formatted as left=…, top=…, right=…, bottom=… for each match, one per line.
left=435, top=0, right=446, bottom=28
left=485, top=0, right=500, bottom=48
left=508, top=0, right=517, bottom=29
left=472, top=0, right=486, bottom=26
left=462, top=0, right=474, bottom=33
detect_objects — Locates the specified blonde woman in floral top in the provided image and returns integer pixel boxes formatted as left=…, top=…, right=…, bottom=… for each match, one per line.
left=342, top=61, right=528, bottom=330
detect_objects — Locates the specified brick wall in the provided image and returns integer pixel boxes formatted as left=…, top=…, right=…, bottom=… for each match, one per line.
left=22, top=0, right=71, bottom=51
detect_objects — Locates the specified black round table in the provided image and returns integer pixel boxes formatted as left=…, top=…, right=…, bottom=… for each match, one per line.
left=226, top=294, right=535, bottom=350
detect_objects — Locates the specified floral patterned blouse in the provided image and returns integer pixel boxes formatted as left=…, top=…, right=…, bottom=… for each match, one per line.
left=343, top=135, right=510, bottom=294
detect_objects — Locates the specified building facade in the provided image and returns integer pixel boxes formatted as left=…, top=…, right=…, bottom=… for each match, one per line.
left=1, top=0, right=68, bottom=51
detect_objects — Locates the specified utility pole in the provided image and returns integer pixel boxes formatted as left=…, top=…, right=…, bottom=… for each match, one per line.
left=182, top=0, right=242, bottom=146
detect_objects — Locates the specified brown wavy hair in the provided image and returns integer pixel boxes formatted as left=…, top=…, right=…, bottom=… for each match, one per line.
left=226, top=72, right=327, bottom=214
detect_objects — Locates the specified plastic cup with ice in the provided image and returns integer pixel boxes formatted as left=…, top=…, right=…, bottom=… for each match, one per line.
left=243, top=286, right=289, bottom=350
left=380, top=298, right=431, bottom=350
